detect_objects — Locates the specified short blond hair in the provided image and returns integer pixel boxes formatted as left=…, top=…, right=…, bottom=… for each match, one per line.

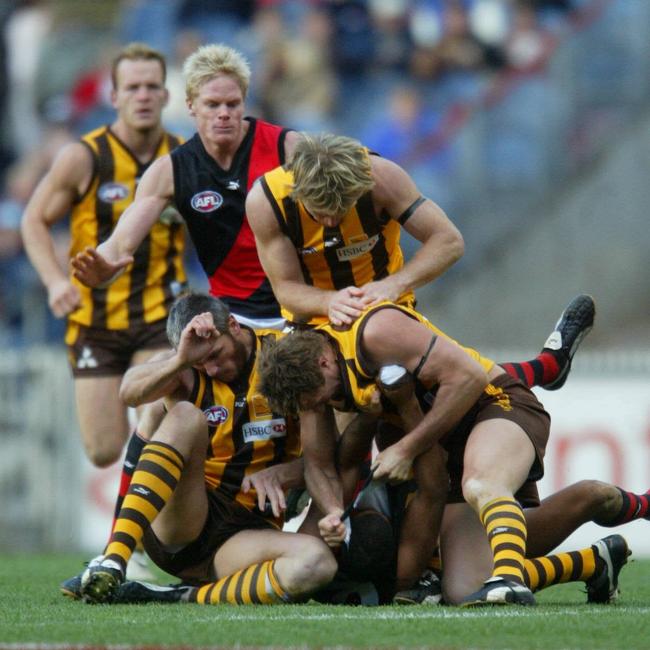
left=183, top=43, right=251, bottom=102
left=111, top=42, right=166, bottom=90
left=289, top=133, right=375, bottom=215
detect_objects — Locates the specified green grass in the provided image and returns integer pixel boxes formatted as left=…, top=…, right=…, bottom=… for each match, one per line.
left=1, top=554, right=649, bottom=649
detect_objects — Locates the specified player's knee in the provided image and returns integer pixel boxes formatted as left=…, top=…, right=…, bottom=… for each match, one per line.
left=461, top=476, right=493, bottom=510
left=84, top=438, right=122, bottom=468
left=284, top=537, right=337, bottom=594
left=165, top=401, right=207, bottom=437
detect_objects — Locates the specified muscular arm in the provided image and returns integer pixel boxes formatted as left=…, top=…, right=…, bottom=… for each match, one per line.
left=20, top=143, right=92, bottom=317
left=362, top=309, right=488, bottom=478
left=71, top=155, right=175, bottom=287
left=119, top=349, right=192, bottom=407
left=360, top=157, right=464, bottom=305
left=120, top=310, right=219, bottom=406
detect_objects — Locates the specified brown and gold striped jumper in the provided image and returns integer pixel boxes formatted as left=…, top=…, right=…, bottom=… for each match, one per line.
left=66, top=126, right=185, bottom=340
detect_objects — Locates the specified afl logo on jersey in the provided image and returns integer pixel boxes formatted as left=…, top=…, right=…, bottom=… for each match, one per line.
left=98, top=182, right=130, bottom=203
left=204, top=405, right=229, bottom=425
left=191, top=191, right=223, bottom=213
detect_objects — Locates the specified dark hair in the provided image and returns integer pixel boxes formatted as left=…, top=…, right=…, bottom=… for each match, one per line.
left=166, top=291, right=230, bottom=348
left=257, top=330, right=326, bottom=416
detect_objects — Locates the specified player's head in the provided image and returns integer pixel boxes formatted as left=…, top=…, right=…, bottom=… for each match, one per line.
left=338, top=509, right=396, bottom=585
left=110, top=42, right=168, bottom=130
left=166, top=291, right=231, bottom=349
left=258, top=330, right=339, bottom=416
left=289, top=133, right=375, bottom=226
left=183, top=43, right=251, bottom=103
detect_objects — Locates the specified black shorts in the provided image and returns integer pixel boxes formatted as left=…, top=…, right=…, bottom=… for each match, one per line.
left=445, top=373, right=550, bottom=504
left=142, top=486, right=278, bottom=584
left=65, top=319, right=169, bottom=377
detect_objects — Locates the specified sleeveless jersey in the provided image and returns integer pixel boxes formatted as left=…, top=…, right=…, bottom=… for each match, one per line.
left=189, top=328, right=301, bottom=514
left=69, top=126, right=186, bottom=330
left=171, top=117, right=290, bottom=320
left=315, top=302, right=495, bottom=414
left=260, top=164, right=415, bottom=325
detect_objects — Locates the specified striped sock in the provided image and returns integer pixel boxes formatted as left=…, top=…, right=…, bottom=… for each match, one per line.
left=481, top=497, right=528, bottom=584
left=524, top=547, right=597, bottom=592
left=599, top=488, right=650, bottom=525
left=500, top=352, right=560, bottom=389
left=108, top=430, right=147, bottom=542
left=191, top=560, right=290, bottom=605
left=103, top=441, right=184, bottom=574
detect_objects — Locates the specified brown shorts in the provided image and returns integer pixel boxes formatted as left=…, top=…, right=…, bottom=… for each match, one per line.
left=142, top=486, right=278, bottom=584
left=445, top=373, right=550, bottom=504
left=65, top=319, right=169, bottom=377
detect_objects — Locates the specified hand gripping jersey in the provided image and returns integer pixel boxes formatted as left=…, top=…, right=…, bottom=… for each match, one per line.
left=315, top=302, right=495, bottom=415
left=188, top=327, right=301, bottom=518
left=171, top=118, right=291, bottom=320
left=69, top=126, right=186, bottom=329
left=259, top=162, right=415, bottom=325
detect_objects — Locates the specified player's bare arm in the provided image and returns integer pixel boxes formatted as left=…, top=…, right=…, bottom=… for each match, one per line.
left=360, top=157, right=464, bottom=305
left=299, top=407, right=347, bottom=547
left=119, top=310, right=220, bottom=406
left=21, top=143, right=93, bottom=317
left=71, top=154, right=175, bottom=288
left=361, top=308, right=488, bottom=480
left=119, top=348, right=191, bottom=407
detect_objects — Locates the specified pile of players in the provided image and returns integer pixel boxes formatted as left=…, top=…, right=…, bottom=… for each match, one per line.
left=23, top=41, right=647, bottom=609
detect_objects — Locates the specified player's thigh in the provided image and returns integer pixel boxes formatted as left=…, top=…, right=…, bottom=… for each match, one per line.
left=463, top=419, right=536, bottom=494
left=215, top=528, right=322, bottom=577
left=74, top=375, right=129, bottom=455
left=439, top=502, right=492, bottom=604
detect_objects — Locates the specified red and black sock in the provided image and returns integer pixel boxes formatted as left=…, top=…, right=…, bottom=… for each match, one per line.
left=601, top=488, right=650, bottom=525
left=108, top=431, right=147, bottom=542
left=500, top=352, right=561, bottom=389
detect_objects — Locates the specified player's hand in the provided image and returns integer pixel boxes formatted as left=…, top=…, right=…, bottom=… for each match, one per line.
left=318, top=510, right=347, bottom=547
left=47, top=278, right=81, bottom=318
left=71, top=246, right=133, bottom=288
left=327, top=287, right=373, bottom=327
left=242, top=466, right=287, bottom=518
left=358, top=276, right=403, bottom=307
left=372, top=442, right=414, bottom=483
left=176, top=312, right=221, bottom=366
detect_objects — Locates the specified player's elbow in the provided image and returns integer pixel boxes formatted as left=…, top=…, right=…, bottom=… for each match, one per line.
left=119, top=381, right=140, bottom=408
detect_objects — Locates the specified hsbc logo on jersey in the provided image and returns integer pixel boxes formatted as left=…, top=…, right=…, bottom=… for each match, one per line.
left=242, top=418, right=287, bottom=443
left=191, top=191, right=223, bottom=213
left=98, top=182, right=130, bottom=203
left=204, top=405, right=229, bottom=425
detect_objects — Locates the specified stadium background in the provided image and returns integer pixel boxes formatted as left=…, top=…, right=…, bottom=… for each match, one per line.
left=0, top=0, right=649, bottom=560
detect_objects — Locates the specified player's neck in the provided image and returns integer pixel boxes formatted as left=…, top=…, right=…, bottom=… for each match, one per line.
left=111, top=121, right=164, bottom=162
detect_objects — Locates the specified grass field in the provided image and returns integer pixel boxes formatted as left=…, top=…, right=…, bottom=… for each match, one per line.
left=1, top=553, right=649, bottom=649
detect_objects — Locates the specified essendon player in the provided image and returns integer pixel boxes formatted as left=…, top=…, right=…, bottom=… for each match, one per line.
left=72, top=43, right=300, bottom=329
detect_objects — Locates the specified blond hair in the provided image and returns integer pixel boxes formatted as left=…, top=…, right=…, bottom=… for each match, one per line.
left=111, top=42, right=167, bottom=90
left=183, top=43, right=251, bottom=102
left=289, top=133, right=375, bottom=215
left=257, top=331, right=327, bottom=417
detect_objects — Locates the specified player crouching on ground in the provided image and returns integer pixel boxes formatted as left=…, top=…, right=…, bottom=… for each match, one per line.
left=81, top=291, right=337, bottom=605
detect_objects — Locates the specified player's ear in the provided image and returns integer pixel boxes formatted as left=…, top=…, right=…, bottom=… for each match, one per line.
left=228, top=315, right=241, bottom=334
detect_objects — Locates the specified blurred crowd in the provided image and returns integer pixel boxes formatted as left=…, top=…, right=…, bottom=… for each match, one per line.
left=0, top=0, right=643, bottom=346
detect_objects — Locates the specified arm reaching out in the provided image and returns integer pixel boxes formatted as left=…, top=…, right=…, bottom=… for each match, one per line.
left=71, top=155, right=174, bottom=288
